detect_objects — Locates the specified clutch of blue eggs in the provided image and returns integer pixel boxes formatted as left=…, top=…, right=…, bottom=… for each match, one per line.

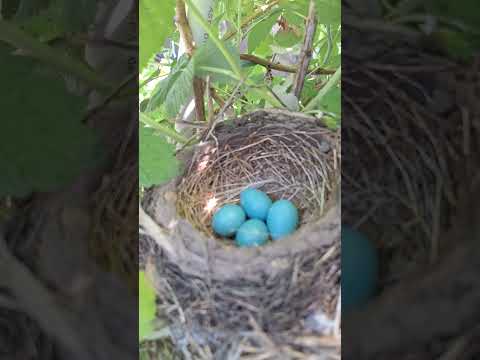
left=211, top=188, right=299, bottom=247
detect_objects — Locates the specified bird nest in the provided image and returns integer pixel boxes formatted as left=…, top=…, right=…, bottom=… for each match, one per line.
left=177, top=109, right=339, bottom=239
left=341, top=23, right=480, bottom=359
left=342, top=37, right=478, bottom=288
left=140, top=109, right=341, bottom=359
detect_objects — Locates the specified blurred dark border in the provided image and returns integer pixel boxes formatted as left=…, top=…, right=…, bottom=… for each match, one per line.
left=342, top=1, right=480, bottom=359
left=0, top=1, right=138, bottom=358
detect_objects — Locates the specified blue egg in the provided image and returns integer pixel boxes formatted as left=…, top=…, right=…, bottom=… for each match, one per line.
left=212, top=204, right=246, bottom=237
left=240, top=188, right=273, bottom=220
left=341, top=225, right=379, bottom=313
left=266, top=199, right=299, bottom=240
left=235, top=219, right=269, bottom=247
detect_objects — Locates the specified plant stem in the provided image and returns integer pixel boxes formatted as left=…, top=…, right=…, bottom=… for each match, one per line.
left=321, top=25, right=333, bottom=67
left=294, top=0, right=317, bottom=97
left=304, top=66, right=341, bottom=112
left=140, top=113, right=190, bottom=144
left=0, top=20, right=113, bottom=92
left=176, top=0, right=206, bottom=122
left=236, top=0, right=242, bottom=46
left=176, top=0, right=196, bottom=56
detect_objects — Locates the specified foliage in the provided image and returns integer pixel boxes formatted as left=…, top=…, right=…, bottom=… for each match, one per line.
left=345, top=0, right=480, bottom=61
left=139, top=0, right=342, bottom=190
left=0, top=42, right=99, bottom=197
left=139, top=271, right=157, bottom=342
left=140, top=0, right=176, bottom=70
left=139, top=3, right=341, bottom=355
left=0, top=0, right=123, bottom=197
left=139, top=126, right=179, bottom=188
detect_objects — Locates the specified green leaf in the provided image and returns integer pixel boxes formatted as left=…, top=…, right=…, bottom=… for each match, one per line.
left=284, top=8, right=307, bottom=28
left=140, top=0, right=175, bottom=71
left=318, top=86, right=340, bottom=114
left=193, top=39, right=240, bottom=84
left=147, top=55, right=194, bottom=116
left=0, top=44, right=100, bottom=197
left=275, top=30, right=301, bottom=48
left=304, top=66, right=341, bottom=112
left=315, top=0, right=340, bottom=25
left=248, top=11, right=279, bottom=53
left=139, top=271, right=156, bottom=342
left=280, top=0, right=309, bottom=15
left=139, top=126, right=179, bottom=187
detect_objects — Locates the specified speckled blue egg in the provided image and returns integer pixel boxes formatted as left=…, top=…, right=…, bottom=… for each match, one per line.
left=212, top=204, right=246, bottom=237
left=266, top=199, right=299, bottom=240
left=341, top=225, right=379, bottom=313
left=235, top=219, right=269, bottom=247
left=240, top=188, right=273, bottom=220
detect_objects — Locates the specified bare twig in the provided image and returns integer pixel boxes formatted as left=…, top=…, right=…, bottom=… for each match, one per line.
left=240, top=53, right=335, bottom=75
left=175, top=0, right=195, bottom=56
left=294, top=0, right=317, bottom=98
left=175, top=0, right=206, bottom=122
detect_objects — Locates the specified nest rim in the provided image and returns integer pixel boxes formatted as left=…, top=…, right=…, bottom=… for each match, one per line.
left=141, top=108, right=341, bottom=281
left=175, top=109, right=340, bottom=248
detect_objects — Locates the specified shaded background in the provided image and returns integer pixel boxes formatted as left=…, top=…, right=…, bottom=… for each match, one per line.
left=0, top=1, right=138, bottom=358
left=342, top=0, right=480, bottom=358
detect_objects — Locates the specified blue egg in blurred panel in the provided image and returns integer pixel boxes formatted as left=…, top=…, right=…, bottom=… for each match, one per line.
left=341, top=225, right=379, bottom=313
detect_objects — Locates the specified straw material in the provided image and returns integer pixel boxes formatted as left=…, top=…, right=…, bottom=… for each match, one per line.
left=140, top=109, right=341, bottom=359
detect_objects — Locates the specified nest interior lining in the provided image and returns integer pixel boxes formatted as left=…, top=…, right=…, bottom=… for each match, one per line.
left=176, top=109, right=340, bottom=242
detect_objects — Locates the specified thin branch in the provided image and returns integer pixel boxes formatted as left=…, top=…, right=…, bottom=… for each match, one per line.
left=294, top=0, right=317, bottom=98
left=192, top=77, right=206, bottom=122
left=175, top=0, right=195, bottom=56
left=240, top=53, right=335, bottom=75
left=210, top=87, right=225, bottom=107
left=206, top=76, right=214, bottom=123
left=175, top=0, right=205, bottom=122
